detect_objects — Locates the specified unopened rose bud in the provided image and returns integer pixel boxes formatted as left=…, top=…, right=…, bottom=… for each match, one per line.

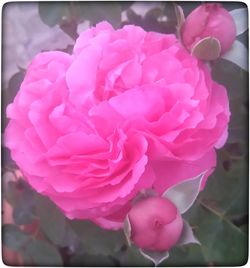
left=127, top=197, right=183, bottom=252
left=181, top=3, right=236, bottom=59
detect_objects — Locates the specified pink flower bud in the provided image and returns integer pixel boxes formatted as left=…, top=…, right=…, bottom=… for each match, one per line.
left=127, top=197, right=183, bottom=252
left=181, top=3, right=236, bottom=55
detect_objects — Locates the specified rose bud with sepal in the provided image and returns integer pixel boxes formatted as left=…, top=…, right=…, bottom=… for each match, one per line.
left=127, top=197, right=183, bottom=252
left=124, top=171, right=205, bottom=266
left=181, top=3, right=236, bottom=60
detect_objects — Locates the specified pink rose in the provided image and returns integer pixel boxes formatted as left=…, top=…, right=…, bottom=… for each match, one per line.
left=127, top=197, right=183, bottom=251
left=5, top=22, right=230, bottom=230
left=181, top=3, right=236, bottom=55
left=5, top=51, right=153, bottom=230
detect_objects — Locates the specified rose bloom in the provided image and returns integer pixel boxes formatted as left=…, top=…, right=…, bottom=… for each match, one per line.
left=5, top=21, right=230, bottom=230
left=128, top=197, right=183, bottom=251
left=181, top=3, right=236, bottom=55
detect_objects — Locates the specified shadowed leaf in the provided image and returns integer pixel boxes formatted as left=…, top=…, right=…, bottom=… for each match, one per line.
left=70, top=220, right=124, bottom=255
left=184, top=202, right=248, bottom=265
left=23, top=240, right=63, bottom=266
left=36, top=196, right=67, bottom=246
left=38, top=2, right=71, bottom=27
left=3, top=224, right=30, bottom=251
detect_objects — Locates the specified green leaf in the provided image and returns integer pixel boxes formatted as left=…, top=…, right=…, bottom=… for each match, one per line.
left=38, top=2, right=71, bottom=27
left=3, top=178, right=37, bottom=225
left=201, top=156, right=248, bottom=218
left=35, top=196, right=67, bottom=246
left=228, top=96, right=248, bottom=143
left=23, top=240, right=63, bottom=266
left=119, top=1, right=134, bottom=11
left=184, top=202, right=248, bottom=265
left=240, top=224, right=248, bottom=234
left=13, top=188, right=36, bottom=225
left=211, top=58, right=248, bottom=143
left=2, top=70, right=25, bottom=130
left=162, top=139, right=247, bottom=266
left=2, top=173, right=18, bottom=205
left=118, top=245, right=152, bottom=267
left=212, top=58, right=248, bottom=101
left=59, top=223, right=82, bottom=252
left=70, top=253, right=116, bottom=266
left=73, top=2, right=122, bottom=28
left=70, top=220, right=125, bottom=255
left=3, top=224, right=63, bottom=266
left=2, top=224, right=30, bottom=251
left=126, top=8, right=142, bottom=24
left=161, top=244, right=206, bottom=266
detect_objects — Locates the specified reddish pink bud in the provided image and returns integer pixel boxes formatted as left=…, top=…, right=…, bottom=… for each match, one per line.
left=181, top=3, right=236, bottom=55
left=127, top=197, right=183, bottom=252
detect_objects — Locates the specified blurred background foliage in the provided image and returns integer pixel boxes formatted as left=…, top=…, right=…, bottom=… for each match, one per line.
left=2, top=1, right=248, bottom=266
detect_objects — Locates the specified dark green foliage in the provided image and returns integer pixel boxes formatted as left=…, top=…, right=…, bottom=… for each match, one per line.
left=2, top=224, right=63, bottom=266
left=2, top=1, right=248, bottom=266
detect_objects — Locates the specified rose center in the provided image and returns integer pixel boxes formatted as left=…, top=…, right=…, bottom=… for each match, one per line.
left=153, top=218, right=164, bottom=230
